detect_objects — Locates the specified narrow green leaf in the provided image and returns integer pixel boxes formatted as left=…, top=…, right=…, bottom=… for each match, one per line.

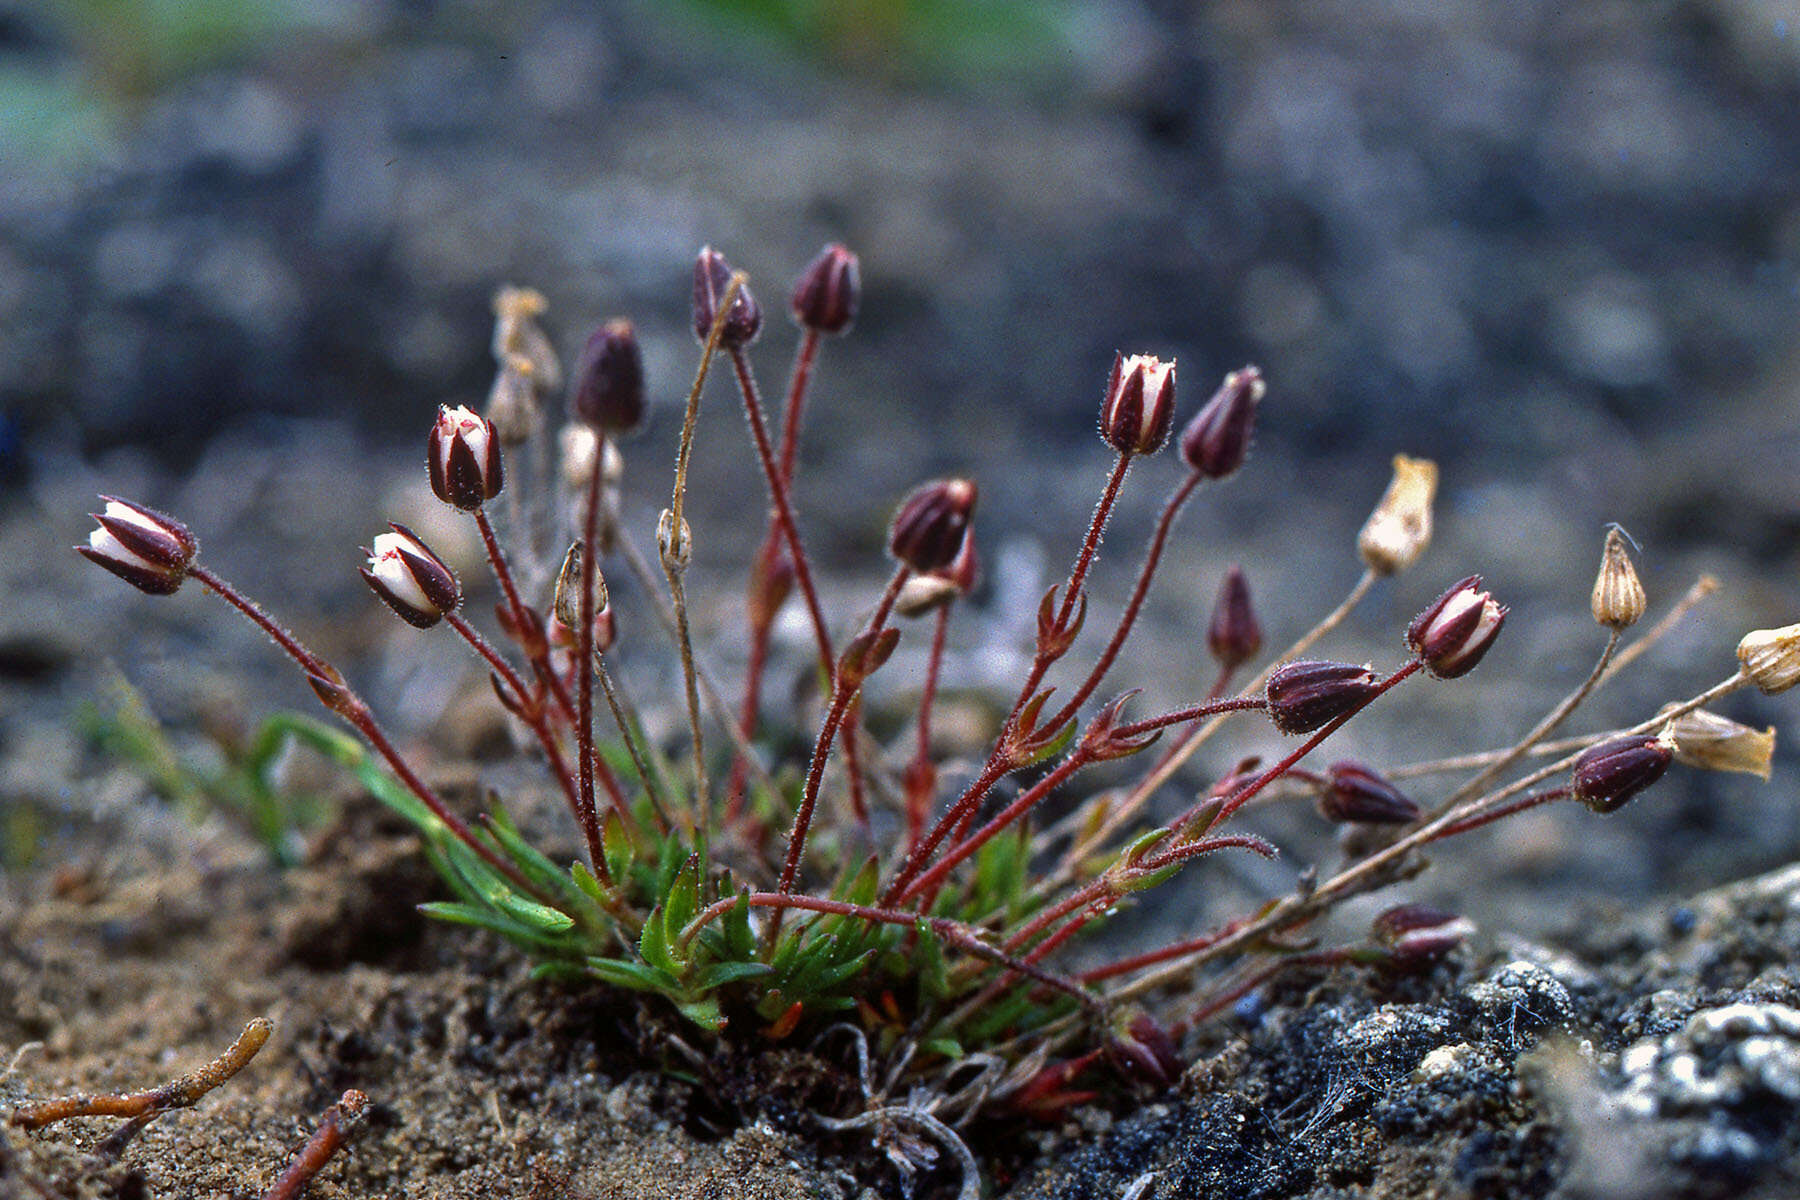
left=585, top=956, right=679, bottom=994
left=694, top=961, right=773, bottom=990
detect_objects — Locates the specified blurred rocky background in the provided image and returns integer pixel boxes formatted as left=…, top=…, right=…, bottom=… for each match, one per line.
left=6, top=0, right=1800, bottom=950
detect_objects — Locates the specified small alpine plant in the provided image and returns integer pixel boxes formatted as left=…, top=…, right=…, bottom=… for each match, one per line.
left=79, top=243, right=1794, bottom=1129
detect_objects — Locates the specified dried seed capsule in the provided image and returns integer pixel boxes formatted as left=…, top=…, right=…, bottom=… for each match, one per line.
left=692, top=246, right=763, bottom=347
left=1099, top=352, right=1177, bottom=456
left=484, top=352, right=541, bottom=446
left=1371, top=903, right=1474, bottom=966
left=1265, top=660, right=1381, bottom=734
left=1572, top=730, right=1675, bottom=814
left=1591, top=525, right=1646, bottom=630
left=361, top=524, right=461, bottom=628
left=888, top=478, right=977, bottom=573
left=1737, top=623, right=1800, bottom=695
left=570, top=319, right=646, bottom=435
left=78, top=497, right=198, bottom=596
left=552, top=541, right=607, bottom=632
left=1664, top=707, right=1775, bottom=780
left=491, top=284, right=561, bottom=394
left=1358, top=454, right=1437, bottom=575
left=1406, top=575, right=1507, bottom=679
left=1206, top=565, right=1262, bottom=671
left=1179, top=366, right=1263, bottom=479
left=790, top=243, right=860, bottom=334
left=428, top=405, right=504, bottom=511
left=1319, top=761, right=1420, bottom=824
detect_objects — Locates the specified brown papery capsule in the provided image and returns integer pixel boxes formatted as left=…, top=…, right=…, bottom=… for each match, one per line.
left=1737, top=623, right=1800, bottom=695
left=1591, top=526, right=1646, bottom=630
left=1663, top=707, right=1775, bottom=780
left=1358, top=454, right=1437, bottom=575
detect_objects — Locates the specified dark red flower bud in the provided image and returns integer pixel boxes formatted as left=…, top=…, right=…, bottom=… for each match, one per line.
left=1319, top=760, right=1419, bottom=824
left=1371, top=903, right=1473, bottom=966
left=1206, top=565, right=1262, bottom=670
left=1179, top=366, right=1263, bottom=479
left=1406, top=575, right=1506, bottom=679
left=1265, top=660, right=1380, bottom=735
left=1099, top=352, right=1177, bottom=456
left=888, top=478, right=977, bottom=573
left=428, top=405, right=504, bottom=511
left=360, top=523, right=461, bottom=628
left=1572, top=731, right=1675, bottom=814
left=78, top=497, right=198, bottom=595
left=692, top=246, right=762, bottom=347
left=790, top=243, right=860, bottom=334
left=1106, top=1010, right=1181, bottom=1088
left=570, top=319, right=645, bottom=434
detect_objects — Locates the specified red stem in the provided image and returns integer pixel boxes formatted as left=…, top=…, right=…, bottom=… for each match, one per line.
left=1429, top=787, right=1570, bottom=840
left=192, top=566, right=543, bottom=897
left=725, top=328, right=823, bottom=816
left=1043, top=471, right=1201, bottom=733
left=775, top=567, right=908, bottom=897
left=446, top=613, right=604, bottom=876
left=1217, top=660, right=1423, bottom=822
left=894, top=452, right=1136, bottom=892
left=727, top=346, right=870, bottom=824
left=905, top=603, right=953, bottom=852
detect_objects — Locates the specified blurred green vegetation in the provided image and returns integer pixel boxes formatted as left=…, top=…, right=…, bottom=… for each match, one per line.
left=80, top=674, right=332, bottom=866
left=681, top=0, right=1078, bottom=91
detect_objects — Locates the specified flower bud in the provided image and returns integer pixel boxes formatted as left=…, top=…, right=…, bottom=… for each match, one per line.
left=1099, top=353, right=1176, bottom=456
left=428, top=405, right=504, bottom=511
left=1318, top=761, right=1420, bottom=824
left=1265, top=660, right=1380, bottom=735
left=1179, top=366, right=1263, bottom=479
left=1206, top=565, right=1262, bottom=671
left=888, top=478, right=977, bottom=573
left=1591, top=525, right=1646, bottom=630
left=1406, top=575, right=1506, bottom=679
left=747, top=543, right=796, bottom=629
left=692, top=246, right=762, bottom=347
left=570, top=319, right=646, bottom=434
left=1106, top=1010, right=1181, bottom=1088
left=1371, top=904, right=1473, bottom=966
left=1663, top=707, right=1774, bottom=780
left=790, top=243, right=860, bottom=334
left=361, top=524, right=461, bottom=628
left=1358, top=454, right=1437, bottom=575
left=1572, top=729, right=1675, bottom=814
left=1737, top=623, right=1800, bottom=695
left=78, top=497, right=198, bottom=596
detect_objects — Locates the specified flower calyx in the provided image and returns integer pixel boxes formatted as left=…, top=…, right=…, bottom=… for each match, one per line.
left=79, top=497, right=198, bottom=596
left=361, top=524, right=461, bottom=628
left=428, top=405, right=504, bottom=511
left=1406, top=575, right=1506, bottom=679
left=1099, top=352, right=1176, bottom=456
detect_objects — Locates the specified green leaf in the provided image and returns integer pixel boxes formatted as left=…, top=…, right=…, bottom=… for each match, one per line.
left=675, top=997, right=726, bottom=1032
left=585, top=956, right=679, bottom=995
left=417, top=901, right=569, bottom=951
left=922, top=1037, right=964, bottom=1060
left=1019, top=716, right=1078, bottom=767
left=493, top=889, right=576, bottom=934
left=913, top=921, right=951, bottom=1003
left=694, top=961, right=773, bottom=990
left=639, top=904, right=684, bottom=976
left=663, top=853, right=702, bottom=935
